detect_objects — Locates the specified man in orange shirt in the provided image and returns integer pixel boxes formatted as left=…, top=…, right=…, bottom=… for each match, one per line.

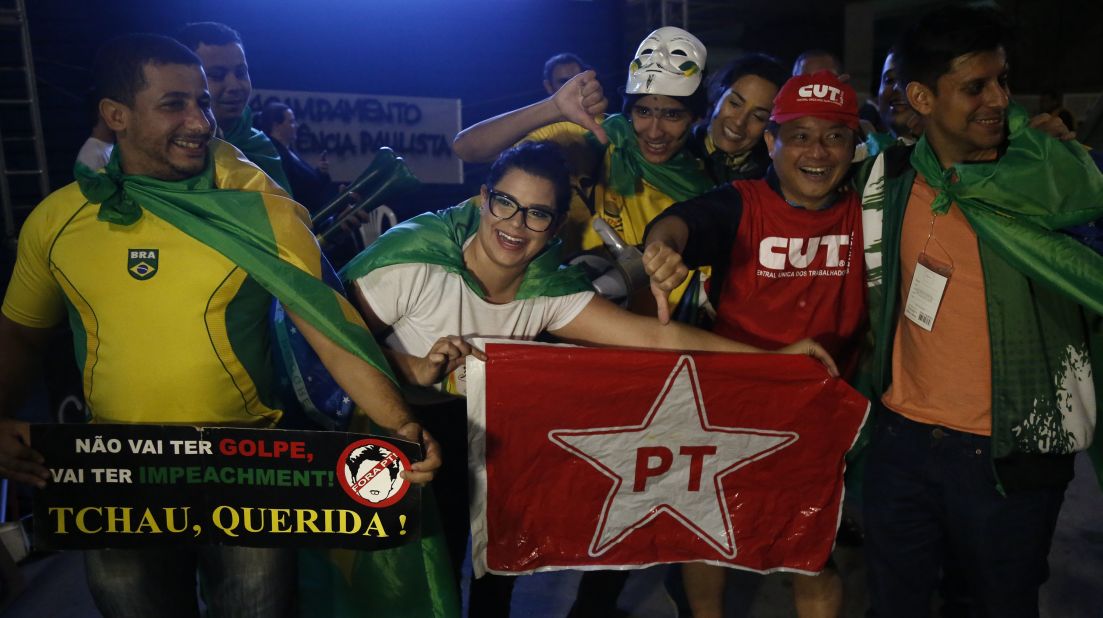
left=858, top=6, right=1103, bottom=617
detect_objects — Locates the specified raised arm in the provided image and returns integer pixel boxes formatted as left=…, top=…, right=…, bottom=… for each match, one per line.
left=286, top=308, right=440, bottom=483
left=452, top=70, right=609, bottom=163
left=0, top=314, right=52, bottom=487
left=549, top=296, right=838, bottom=376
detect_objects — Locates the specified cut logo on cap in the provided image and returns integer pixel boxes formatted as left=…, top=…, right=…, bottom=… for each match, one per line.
left=796, top=84, right=846, bottom=106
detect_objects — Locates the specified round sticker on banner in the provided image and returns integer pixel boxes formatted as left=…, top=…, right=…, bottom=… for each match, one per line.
left=337, top=439, right=412, bottom=508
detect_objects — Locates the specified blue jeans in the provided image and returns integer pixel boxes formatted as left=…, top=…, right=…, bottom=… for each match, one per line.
left=85, top=545, right=296, bottom=618
left=863, top=411, right=1066, bottom=618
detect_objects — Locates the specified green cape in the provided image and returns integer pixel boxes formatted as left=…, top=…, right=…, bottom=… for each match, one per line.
left=587, top=114, right=713, bottom=201
left=340, top=197, right=592, bottom=298
left=74, top=141, right=395, bottom=386
left=223, top=106, right=294, bottom=195
left=860, top=103, right=1103, bottom=486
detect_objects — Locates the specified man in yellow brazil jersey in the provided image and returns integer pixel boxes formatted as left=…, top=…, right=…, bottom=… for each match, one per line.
left=0, top=34, right=439, bottom=618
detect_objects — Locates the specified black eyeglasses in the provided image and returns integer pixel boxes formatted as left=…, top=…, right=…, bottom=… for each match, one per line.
left=486, top=189, right=558, bottom=232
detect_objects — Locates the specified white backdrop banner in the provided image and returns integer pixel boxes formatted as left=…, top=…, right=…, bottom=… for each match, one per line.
left=251, top=89, right=463, bottom=184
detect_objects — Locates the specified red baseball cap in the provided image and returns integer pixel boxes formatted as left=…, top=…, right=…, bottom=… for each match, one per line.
left=770, top=70, right=859, bottom=130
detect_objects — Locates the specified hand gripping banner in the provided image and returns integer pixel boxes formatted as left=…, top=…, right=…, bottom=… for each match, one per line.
left=467, top=341, right=868, bottom=577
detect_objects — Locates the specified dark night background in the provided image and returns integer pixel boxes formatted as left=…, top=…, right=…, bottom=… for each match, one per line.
left=0, top=3, right=1102, bottom=616
left=9, top=0, right=1102, bottom=219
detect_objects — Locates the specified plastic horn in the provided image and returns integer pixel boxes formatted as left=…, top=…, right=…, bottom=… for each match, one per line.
left=312, top=147, right=401, bottom=225
left=591, top=218, right=648, bottom=292
left=313, top=148, right=421, bottom=246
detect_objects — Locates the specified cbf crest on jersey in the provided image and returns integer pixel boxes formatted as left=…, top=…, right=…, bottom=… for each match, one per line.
left=127, top=249, right=158, bottom=280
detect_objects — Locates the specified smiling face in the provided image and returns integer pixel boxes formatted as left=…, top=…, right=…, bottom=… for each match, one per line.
left=107, top=62, right=215, bottom=180
left=908, top=47, right=1009, bottom=167
left=765, top=116, right=855, bottom=210
left=631, top=94, right=693, bottom=164
left=708, top=74, right=778, bottom=156
left=194, top=42, right=251, bottom=129
left=878, top=52, right=921, bottom=140
left=470, top=168, right=560, bottom=278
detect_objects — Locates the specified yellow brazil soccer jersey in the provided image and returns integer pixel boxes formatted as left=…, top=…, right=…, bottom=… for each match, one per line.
left=2, top=182, right=281, bottom=427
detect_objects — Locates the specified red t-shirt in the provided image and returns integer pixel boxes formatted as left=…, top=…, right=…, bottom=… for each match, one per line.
left=712, top=179, right=867, bottom=378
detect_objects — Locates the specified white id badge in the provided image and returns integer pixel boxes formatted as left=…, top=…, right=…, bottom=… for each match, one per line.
left=903, top=253, right=951, bottom=331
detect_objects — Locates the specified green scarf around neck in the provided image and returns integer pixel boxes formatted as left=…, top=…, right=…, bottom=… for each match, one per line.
left=77, top=147, right=213, bottom=226
left=909, top=102, right=1103, bottom=315
left=340, top=197, right=591, bottom=300
left=586, top=114, right=712, bottom=201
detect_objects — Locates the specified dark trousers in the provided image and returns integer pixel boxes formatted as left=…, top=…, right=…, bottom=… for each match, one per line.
left=863, top=411, right=1066, bottom=618
left=85, top=546, right=296, bottom=618
left=416, top=399, right=516, bottom=617
left=569, top=569, right=631, bottom=617
left=416, top=399, right=470, bottom=582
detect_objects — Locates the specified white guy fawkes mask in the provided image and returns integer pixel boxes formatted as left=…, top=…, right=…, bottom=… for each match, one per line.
left=626, top=27, right=707, bottom=97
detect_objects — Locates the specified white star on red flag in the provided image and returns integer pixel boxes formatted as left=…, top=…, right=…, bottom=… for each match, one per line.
left=549, top=355, right=798, bottom=558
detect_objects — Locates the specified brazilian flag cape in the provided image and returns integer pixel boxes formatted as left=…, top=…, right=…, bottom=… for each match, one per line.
left=74, top=139, right=394, bottom=387
left=223, top=106, right=294, bottom=196
left=75, top=140, right=392, bottom=381
left=340, top=196, right=592, bottom=298
left=77, top=142, right=460, bottom=616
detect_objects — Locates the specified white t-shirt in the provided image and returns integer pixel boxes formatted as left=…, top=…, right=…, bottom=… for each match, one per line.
left=355, top=262, right=594, bottom=359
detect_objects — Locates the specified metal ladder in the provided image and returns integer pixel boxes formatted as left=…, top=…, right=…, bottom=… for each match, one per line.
left=0, top=0, right=50, bottom=248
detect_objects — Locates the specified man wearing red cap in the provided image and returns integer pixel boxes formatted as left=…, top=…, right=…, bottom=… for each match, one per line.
left=641, top=70, right=865, bottom=618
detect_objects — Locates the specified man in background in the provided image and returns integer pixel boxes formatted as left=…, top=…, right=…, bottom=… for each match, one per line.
left=543, top=52, right=588, bottom=95
left=176, top=21, right=292, bottom=193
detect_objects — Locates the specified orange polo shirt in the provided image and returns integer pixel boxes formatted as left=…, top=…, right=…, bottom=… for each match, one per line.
left=882, top=175, right=992, bottom=435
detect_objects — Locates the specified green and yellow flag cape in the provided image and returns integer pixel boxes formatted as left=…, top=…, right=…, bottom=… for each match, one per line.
left=77, top=142, right=458, bottom=616
left=75, top=139, right=395, bottom=386
left=222, top=106, right=294, bottom=195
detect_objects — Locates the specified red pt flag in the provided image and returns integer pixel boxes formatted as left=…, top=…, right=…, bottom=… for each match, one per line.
left=467, top=342, right=869, bottom=576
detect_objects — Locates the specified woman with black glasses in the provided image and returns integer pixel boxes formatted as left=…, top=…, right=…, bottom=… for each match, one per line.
left=337, top=141, right=836, bottom=617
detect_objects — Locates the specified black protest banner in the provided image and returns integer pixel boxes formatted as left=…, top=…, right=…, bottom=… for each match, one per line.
left=31, top=425, right=421, bottom=551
